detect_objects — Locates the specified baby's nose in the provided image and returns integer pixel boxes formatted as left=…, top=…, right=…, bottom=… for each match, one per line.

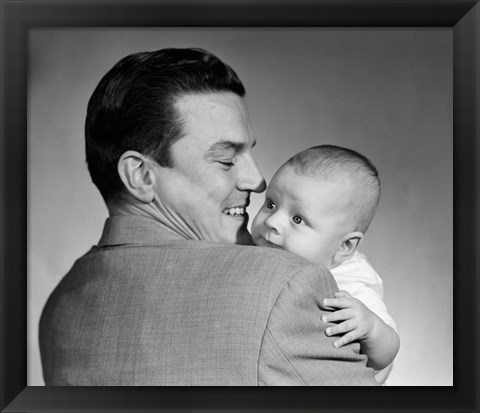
left=264, top=214, right=281, bottom=234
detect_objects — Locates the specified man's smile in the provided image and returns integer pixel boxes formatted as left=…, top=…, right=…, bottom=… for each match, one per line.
left=223, top=206, right=246, bottom=216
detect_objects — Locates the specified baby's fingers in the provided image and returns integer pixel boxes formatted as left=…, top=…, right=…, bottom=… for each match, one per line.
left=321, top=309, right=352, bottom=323
left=332, top=330, right=360, bottom=348
left=334, top=290, right=352, bottom=299
left=325, top=321, right=360, bottom=348
left=324, top=320, right=355, bottom=337
left=323, top=296, right=354, bottom=309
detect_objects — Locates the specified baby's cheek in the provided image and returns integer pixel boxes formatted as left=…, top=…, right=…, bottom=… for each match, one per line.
left=251, top=213, right=264, bottom=232
left=289, top=240, right=320, bottom=265
left=284, top=238, right=303, bottom=256
left=250, top=221, right=261, bottom=241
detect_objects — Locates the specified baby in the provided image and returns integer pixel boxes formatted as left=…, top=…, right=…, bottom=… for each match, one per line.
left=251, top=145, right=399, bottom=384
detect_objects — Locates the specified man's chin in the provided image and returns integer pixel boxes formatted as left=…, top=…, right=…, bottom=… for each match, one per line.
left=221, top=213, right=252, bottom=245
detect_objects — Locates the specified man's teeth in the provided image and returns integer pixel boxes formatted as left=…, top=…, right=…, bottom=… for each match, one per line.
left=224, top=207, right=245, bottom=216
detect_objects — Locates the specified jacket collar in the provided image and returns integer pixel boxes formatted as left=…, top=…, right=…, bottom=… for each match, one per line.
left=98, top=215, right=186, bottom=247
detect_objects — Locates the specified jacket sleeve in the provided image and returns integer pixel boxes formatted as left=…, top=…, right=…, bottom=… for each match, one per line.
left=257, top=264, right=379, bottom=386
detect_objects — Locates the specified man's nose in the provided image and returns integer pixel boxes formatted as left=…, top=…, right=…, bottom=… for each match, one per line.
left=237, top=155, right=266, bottom=193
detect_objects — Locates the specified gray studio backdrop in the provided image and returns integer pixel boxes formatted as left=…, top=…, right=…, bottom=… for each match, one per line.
left=29, top=28, right=452, bottom=386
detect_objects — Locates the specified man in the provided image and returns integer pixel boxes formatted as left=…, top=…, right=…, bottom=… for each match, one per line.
left=39, top=48, right=378, bottom=385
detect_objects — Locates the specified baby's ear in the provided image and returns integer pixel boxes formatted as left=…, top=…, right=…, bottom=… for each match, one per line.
left=332, top=231, right=363, bottom=267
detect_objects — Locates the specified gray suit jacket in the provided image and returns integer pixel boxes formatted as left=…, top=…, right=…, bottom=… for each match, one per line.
left=39, top=215, right=377, bottom=385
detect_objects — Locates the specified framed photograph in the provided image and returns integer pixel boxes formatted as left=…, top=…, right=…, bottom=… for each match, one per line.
left=1, top=1, right=478, bottom=412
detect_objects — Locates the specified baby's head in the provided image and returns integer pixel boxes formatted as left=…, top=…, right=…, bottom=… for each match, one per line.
left=251, top=145, right=380, bottom=269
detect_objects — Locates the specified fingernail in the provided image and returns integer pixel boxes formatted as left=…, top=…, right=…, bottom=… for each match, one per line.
left=322, top=315, right=327, bottom=322
left=333, top=342, right=339, bottom=348
left=326, top=328, right=331, bottom=335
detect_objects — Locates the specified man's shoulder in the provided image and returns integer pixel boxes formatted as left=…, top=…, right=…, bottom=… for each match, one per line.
left=198, top=242, right=325, bottom=271
left=58, top=240, right=336, bottom=307
left=119, top=240, right=335, bottom=295
left=201, top=243, right=336, bottom=291
left=136, top=239, right=319, bottom=270
left=204, top=243, right=311, bottom=263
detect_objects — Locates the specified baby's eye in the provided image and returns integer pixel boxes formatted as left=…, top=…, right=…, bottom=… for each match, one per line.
left=265, top=199, right=275, bottom=209
left=292, top=215, right=304, bottom=225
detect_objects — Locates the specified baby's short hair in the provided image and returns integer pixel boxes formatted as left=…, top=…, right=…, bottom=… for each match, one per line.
left=284, top=145, right=380, bottom=233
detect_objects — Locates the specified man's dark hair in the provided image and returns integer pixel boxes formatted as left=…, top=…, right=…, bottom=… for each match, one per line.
left=85, top=47, right=245, bottom=201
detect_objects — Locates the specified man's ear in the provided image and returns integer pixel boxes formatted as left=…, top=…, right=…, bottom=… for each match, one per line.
left=332, top=231, right=364, bottom=267
left=117, top=151, right=157, bottom=203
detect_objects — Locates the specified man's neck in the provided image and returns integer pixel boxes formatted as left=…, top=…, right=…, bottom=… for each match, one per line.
left=106, top=198, right=195, bottom=240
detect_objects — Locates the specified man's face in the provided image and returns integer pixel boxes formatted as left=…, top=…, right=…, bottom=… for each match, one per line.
left=152, top=92, right=266, bottom=244
left=251, top=166, right=355, bottom=268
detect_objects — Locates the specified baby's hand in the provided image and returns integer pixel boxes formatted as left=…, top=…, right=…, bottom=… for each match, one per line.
left=321, top=290, right=378, bottom=348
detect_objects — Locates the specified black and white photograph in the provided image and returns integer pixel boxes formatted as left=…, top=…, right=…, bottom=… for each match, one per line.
left=1, top=0, right=479, bottom=411
left=28, top=28, right=452, bottom=386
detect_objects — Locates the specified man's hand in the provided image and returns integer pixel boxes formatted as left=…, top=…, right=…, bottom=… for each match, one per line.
left=321, top=290, right=379, bottom=348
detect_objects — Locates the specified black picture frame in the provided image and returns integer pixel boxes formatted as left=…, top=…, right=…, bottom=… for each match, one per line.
left=1, top=1, right=478, bottom=412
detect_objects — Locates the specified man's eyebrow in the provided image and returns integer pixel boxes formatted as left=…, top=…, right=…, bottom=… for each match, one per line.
left=204, top=140, right=249, bottom=158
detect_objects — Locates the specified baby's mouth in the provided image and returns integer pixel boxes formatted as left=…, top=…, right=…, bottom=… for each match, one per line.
left=259, top=236, right=282, bottom=249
